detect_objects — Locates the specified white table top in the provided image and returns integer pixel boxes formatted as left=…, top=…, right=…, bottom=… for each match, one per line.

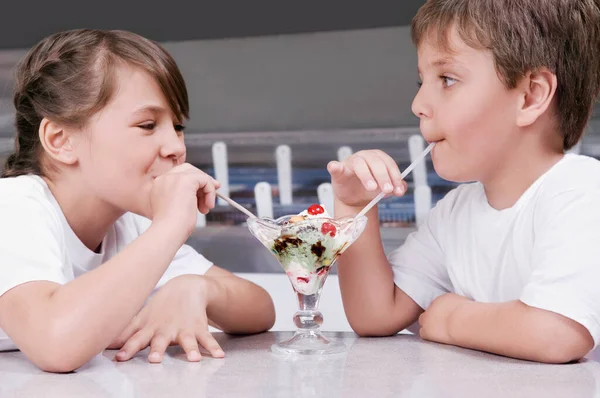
left=1, top=332, right=599, bottom=398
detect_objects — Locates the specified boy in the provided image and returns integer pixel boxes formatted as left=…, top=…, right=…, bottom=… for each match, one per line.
left=328, top=0, right=600, bottom=363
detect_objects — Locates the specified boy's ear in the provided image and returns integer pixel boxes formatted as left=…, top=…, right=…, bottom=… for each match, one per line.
left=38, top=118, right=78, bottom=166
left=516, top=68, right=557, bottom=128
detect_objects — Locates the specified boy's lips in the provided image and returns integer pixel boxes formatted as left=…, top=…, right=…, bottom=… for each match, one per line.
left=420, top=131, right=443, bottom=144
left=425, top=138, right=443, bottom=144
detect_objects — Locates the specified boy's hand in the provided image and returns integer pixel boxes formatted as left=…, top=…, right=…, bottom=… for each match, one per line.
left=327, top=150, right=408, bottom=208
left=418, top=293, right=471, bottom=345
left=110, top=275, right=225, bottom=363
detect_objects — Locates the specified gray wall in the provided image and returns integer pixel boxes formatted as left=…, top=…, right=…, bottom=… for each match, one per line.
left=0, top=26, right=420, bottom=136
left=165, top=26, right=419, bottom=133
left=1, top=25, right=598, bottom=142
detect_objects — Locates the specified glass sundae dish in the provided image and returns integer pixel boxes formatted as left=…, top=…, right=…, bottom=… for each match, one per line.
left=247, top=204, right=367, bottom=355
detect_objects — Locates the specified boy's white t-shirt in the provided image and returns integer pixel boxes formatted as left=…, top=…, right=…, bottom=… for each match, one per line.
left=0, top=175, right=213, bottom=351
left=390, top=154, right=600, bottom=346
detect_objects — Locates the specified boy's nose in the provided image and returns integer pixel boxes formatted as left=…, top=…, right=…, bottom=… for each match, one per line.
left=411, top=87, right=432, bottom=120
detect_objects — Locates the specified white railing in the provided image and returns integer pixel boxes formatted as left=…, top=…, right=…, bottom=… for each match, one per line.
left=275, top=145, right=293, bottom=205
left=206, top=134, right=434, bottom=227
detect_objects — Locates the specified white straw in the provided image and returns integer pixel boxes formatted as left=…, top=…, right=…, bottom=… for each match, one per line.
left=356, top=142, right=436, bottom=219
left=216, top=191, right=257, bottom=219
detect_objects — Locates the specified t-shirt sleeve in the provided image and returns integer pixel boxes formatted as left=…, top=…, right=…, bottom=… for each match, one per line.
left=520, top=188, right=600, bottom=347
left=131, top=214, right=214, bottom=291
left=388, top=192, right=453, bottom=310
left=0, top=196, right=68, bottom=298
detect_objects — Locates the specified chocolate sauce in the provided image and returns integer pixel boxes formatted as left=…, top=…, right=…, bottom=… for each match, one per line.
left=274, top=236, right=303, bottom=254
left=311, top=241, right=325, bottom=258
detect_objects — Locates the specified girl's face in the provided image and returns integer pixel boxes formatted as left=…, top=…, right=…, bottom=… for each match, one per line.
left=72, top=65, right=187, bottom=218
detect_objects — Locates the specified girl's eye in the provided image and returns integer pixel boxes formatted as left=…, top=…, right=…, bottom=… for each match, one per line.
left=174, top=124, right=186, bottom=133
left=417, top=80, right=423, bottom=88
left=441, top=76, right=457, bottom=88
left=138, top=122, right=156, bottom=130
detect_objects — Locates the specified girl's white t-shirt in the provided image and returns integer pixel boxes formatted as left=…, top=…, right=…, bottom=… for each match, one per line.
left=390, top=154, right=600, bottom=347
left=0, top=175, right=213, bottom=351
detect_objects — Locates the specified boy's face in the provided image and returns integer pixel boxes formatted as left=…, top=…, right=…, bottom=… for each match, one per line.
left=73, top=65, right=187, bottom=218
left=412, top=27, right=521, bottom=183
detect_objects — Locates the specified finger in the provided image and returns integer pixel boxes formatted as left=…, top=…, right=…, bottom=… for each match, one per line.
left=196, top=331, right=225, bottom=358
left=148, top=332, right=172, bottom=363
left=363, top=152, right=395, bottom=194
left=327, top=161, right=344, bottom=177
left=191, top=175, right=216, bottom=214
left=418, top=313, right=425, bottom=326
left=195, top=174, right=217, bottom=211
left=374, top=150, right=405, bottom=195
left=170, top=162, right=196, bottom=174
left=177, top=331, right=202, bottom=362
left=327, top=160, right=357, bottom=182
left=108, top=320, right=140, bottom=350
left=399, top=180, right=408, bottom=196
left=202, top=181, right=217, bottom=209
left=197, top=189, right=207, bottom=215
left=350, top=156, right=378, bottom=192
left=353, top=155, right=392, bottom=193
left=197, top=196, right=215, bottom=215
left=115, top=328, right=153, bottom=362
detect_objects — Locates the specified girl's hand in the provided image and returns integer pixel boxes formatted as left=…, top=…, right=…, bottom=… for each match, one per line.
left=110, top=275, right=224, bottom=363
left=150, top=163, right=220, bottom=243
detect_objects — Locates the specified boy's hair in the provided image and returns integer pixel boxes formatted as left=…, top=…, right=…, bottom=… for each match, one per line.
left=2, top=29, right=189, bottom=178
left=412, top=0, right=600, bottom=150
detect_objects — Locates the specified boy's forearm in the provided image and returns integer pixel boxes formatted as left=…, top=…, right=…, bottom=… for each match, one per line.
left=204, top=268, right=275, bottom=334
left=449, top=300, right=594, bottom=363
left=335, top=201, right=418, bottom=335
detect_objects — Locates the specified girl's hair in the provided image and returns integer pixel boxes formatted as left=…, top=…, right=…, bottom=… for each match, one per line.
left=2, top=29, right=189, bottom=178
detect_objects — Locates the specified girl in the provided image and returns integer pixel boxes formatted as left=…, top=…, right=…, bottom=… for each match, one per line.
left=0, top=29, right=275, bottom=373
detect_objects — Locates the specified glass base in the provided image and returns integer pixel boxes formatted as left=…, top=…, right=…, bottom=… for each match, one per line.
left=271, top=331, right=346, bottom=356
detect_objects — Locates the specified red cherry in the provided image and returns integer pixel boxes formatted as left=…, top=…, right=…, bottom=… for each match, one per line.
left=307, top=204, right=325, bottom=215
left=321, top=222, right=337, bottom=237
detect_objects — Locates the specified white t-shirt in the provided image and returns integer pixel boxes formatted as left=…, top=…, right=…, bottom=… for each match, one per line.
left=390, top=154, right=600, bottom=346
left=0, top=175, right=213, bottom=351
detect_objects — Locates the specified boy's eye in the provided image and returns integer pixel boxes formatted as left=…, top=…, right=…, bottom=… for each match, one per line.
left=417, top=80, right=423, bottom=88
left=441, top=76, right=457, bottom=88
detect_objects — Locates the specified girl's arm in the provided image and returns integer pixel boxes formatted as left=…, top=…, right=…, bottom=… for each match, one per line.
left=0, top=164, right=218, bottom=372
left=0, top=222, right=184, bottom=373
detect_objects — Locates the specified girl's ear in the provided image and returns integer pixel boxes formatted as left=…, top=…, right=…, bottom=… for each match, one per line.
left=38, top=118, right=78, bottom=166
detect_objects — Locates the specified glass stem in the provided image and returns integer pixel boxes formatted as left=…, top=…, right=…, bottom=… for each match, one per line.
left=293, top=291, right=324, bottom=333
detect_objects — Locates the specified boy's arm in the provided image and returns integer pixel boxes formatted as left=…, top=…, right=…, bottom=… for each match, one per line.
left=329, top=149, right=450, bottom=337
left=420, top=294, right=594, bottom=363
left=203, top=265, right=275, bottom=334
left=336, top=202, right=423, bottom=336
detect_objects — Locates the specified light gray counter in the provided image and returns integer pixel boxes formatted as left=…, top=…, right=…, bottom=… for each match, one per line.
left=1, top=332, right=598, bottom=397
